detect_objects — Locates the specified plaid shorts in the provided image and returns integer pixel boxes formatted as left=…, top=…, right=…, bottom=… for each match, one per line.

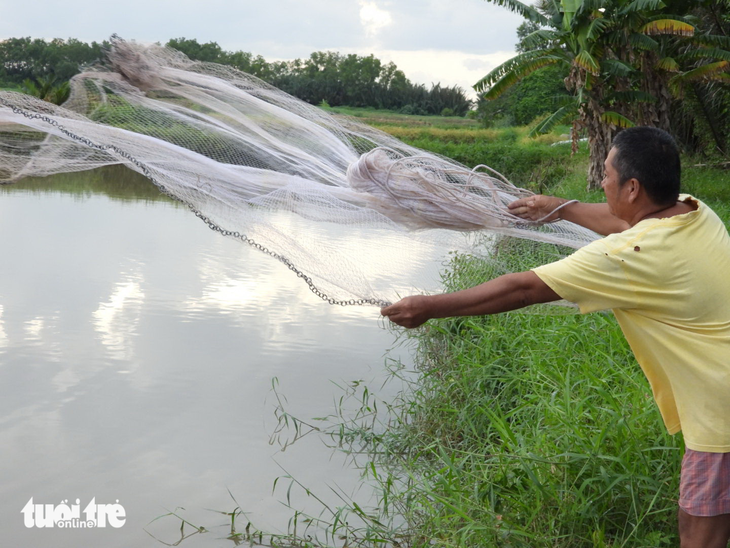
left=679, top=448, right=730, bottom=517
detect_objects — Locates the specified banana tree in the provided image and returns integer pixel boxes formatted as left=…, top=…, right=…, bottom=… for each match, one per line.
left=476, top=0, right=702, bottom=188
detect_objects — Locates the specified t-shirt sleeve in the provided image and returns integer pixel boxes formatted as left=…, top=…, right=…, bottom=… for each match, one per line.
left=532, top=239, right=638, bottom=314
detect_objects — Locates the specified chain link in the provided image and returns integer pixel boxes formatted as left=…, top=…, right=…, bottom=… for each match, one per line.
left=1, top=99, right=391, bottom=308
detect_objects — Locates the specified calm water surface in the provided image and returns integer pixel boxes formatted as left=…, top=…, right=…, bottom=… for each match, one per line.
left=0, top=169, right=412, bottom=547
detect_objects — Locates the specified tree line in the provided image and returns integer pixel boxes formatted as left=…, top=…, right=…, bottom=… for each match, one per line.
left=166, top=38, right=471, bottom=116
left=0, top=36, right=472, bottom=116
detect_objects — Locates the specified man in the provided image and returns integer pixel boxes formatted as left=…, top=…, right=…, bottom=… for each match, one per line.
left=381, top=127, right=730, bottom=548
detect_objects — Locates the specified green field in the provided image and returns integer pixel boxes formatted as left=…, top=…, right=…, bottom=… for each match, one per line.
left=326, top=104, right=482, bottom=129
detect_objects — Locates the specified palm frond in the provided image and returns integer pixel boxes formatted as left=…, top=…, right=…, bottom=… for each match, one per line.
left=628, top=33, right=659, bottom=51
left=574, top=50, right=601, bottom=75
left=601, top=111, right=636, bottom=128
left=21, top=79, right=40, bottom=98
left=695, top=34, right=730, bottom=50
left=640, top=19, right=695, bottom=37
left=545, top=0, right=561, bottom=17
left=474, top=50, right=562, bottom=92
left=674, top=61, right=730, bottom=83
left=482, top=0, right=549, bottom=25
left=575, top=0, right=605, bottom=16
left=602, top=29, right=628, bottom=48
left=621, top=0, right=666, bottom=14
left=479, top=58, right=561, bottom=98
left=678, top=48, right=730, bottom=63
left=521, top=29, right=561, bottom=51
left=529, top=103, right=578, bottom=136
left=655, top=56, right=680, bottom=71
left=587, top=17, right=611, bottom=41
left=602, top=58, right=635, bottom=77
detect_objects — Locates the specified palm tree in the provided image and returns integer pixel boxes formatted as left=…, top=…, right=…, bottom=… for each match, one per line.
left=21, top=75, right=70, bottom=105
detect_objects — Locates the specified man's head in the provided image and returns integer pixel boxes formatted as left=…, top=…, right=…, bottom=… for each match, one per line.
left=609, top=126, right=681, bottom=207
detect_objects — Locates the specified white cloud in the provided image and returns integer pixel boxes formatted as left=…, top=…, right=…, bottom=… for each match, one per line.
left=463, top=57, right=497, bottom=72
left=359, top=1, right=393, bottom=38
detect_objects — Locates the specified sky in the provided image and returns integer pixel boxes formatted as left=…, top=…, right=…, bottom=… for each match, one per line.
left=1, top=0, right=525, bottom=98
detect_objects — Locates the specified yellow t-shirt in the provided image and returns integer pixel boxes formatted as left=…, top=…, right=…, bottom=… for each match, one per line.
left=533, top=196, right=730, bottom=452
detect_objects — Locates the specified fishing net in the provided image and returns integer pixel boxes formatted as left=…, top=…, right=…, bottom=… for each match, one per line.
left=0, top=39, right=598, bottom=305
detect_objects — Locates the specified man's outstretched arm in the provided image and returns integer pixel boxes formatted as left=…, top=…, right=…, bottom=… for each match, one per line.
left=508, top=196, right=629, bottom=236
left=381, top=271, right=560, bottom=328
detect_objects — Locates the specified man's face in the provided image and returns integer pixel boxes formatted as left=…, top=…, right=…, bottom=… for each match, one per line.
left=601, top=147, right=627, bottom=219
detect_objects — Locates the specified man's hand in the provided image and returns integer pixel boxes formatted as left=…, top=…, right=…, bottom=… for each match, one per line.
left=510, top=195, right=629, bottom=235
left=381, top=272, right=560, bottom=328
left=381, top=295, right=433, bottom=329
left=508, top=195, right=568, bottom=222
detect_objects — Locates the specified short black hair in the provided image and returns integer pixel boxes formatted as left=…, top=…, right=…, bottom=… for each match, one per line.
left=611, top=126, right=681, bottom=206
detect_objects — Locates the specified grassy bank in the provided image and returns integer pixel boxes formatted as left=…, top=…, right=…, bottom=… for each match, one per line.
left=274, top=118, right=730, bottom=547
left=330, top=106, right=584, bottom=192
left=374, top=131, right=729, bottom=546
left=371, top=259, right=682, bottom=547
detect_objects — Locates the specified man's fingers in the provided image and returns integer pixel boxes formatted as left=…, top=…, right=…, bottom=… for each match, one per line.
left=381, top=299, right=416, bottom=328
left=510, top=205, right=535, bottom=219
left=507, top=198, right=527, bottom=210
left=381, top=304, right=403, bottom=323
left=508, top=197, right=543, bottom=220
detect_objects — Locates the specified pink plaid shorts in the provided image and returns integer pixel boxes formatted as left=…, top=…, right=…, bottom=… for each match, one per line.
left=679, top=448, right=730, bottom=517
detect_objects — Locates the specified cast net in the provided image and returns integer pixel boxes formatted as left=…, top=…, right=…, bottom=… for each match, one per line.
left=0, top=39, right=599, bottom=305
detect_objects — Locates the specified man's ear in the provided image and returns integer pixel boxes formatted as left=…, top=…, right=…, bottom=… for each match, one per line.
left=626, top=178, right=641, bottom=203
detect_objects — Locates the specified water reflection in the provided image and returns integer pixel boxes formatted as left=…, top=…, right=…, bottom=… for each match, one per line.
left=0, top=169, right=410, bottom=548
left=0, top=164, right=177, bottom=203
left=93, top=275, right=145, bottom=361
left=0, top=305, right=8, bottom=351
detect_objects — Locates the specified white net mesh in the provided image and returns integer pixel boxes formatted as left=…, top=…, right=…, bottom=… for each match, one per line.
left=0, top=39, right=598, bottom=305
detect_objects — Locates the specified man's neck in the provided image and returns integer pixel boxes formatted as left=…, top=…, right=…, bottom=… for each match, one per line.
left=631, top=199, right=697, bottom=225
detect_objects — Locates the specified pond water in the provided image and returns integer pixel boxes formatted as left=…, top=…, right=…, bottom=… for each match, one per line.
left=0, top=167, right=413, bottom=547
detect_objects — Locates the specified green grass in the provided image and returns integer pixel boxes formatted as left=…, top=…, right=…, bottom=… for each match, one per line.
left=371, top=255, right=683, bottom=547
left=372, top=122, right=587, bottom=193
left=324, top=105, right=481, bottom=129
left=262, top=114, right=730, bottom=547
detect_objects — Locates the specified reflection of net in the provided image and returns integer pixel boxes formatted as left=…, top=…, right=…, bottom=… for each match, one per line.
left=0, top=39, right=599, bottom=305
